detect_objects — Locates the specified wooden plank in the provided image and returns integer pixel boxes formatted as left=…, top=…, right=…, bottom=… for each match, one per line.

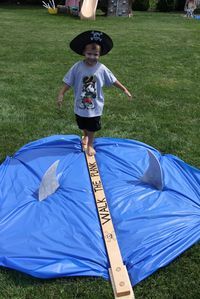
left=84, top=152, right=135, bottom=299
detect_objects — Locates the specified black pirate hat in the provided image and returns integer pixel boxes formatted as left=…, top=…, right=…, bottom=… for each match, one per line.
left=69, top=30, right=113, bottom=56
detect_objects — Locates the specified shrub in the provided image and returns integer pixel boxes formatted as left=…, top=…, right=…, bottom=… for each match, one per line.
left=149, top=0, right=158, bottom=10
left=132, top=0, right=150, bottom=11
left=156, top=0, right=175, bottom=12
left=97, top=0, right=108, bottom=13
left=175, top=0, right=185, bottom=11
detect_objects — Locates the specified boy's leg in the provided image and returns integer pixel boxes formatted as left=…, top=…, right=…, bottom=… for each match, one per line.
left=189, top=9, right=193, bottom=17
left=82, top=129, right=88, bottom=147
left=86, top=130, right=96, bottom=156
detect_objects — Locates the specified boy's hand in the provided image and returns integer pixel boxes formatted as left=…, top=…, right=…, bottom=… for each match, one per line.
left=124, top=89, right=133, bottom=99
left=57, top=94, right=64, bottom=109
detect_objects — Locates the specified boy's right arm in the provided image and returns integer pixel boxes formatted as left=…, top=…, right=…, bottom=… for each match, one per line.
left=57, top=83, right=71, bottom=109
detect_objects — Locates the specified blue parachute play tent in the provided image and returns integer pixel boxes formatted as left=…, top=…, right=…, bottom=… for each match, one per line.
left=0, top=135, right=199, bottom=286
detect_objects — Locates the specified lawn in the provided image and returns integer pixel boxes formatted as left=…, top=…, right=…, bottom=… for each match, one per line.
left=0, top=5, right=199, bottom=299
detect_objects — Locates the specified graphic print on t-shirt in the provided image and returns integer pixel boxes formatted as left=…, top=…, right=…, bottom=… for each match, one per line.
left=79, top=76, right=97, bottom=109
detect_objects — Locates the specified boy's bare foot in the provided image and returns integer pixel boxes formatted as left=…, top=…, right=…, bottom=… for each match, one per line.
left=87, top=145, right=96, bottom=156
left=82, top=136, right=88, bottom=151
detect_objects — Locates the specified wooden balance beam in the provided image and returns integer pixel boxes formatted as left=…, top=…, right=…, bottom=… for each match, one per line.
left=84, top=147, right=135, bottom=299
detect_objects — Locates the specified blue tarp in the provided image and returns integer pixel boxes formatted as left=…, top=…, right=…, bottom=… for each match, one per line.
left=0, top=135, right=199, bottom=285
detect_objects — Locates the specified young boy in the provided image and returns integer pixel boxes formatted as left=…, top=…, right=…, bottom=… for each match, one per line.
left=57, top=30, right=132, bottom=156
left=184, top=0, right=197, bottom=17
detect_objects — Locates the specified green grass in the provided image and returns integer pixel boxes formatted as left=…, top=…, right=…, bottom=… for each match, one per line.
left=0, top=5, right=200, bottom=299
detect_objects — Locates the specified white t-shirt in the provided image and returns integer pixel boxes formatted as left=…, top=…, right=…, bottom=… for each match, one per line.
left=63, top=61, right=117, bottom=117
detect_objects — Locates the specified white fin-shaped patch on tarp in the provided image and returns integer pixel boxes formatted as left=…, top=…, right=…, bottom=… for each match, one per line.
left=39, top=160, right=60, bottom=201
left=141, top=150, right=164, bottom=191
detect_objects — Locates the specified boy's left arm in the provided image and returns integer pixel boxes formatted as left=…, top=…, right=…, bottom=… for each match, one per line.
left=113, top=80, right=132, bottom=99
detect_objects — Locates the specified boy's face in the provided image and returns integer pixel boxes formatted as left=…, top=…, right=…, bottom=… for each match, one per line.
left=83, top=44, right=101, bottom=65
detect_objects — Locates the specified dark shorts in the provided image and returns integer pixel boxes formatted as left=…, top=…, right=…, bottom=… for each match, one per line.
left=75, top=114, right=101, bottom=132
